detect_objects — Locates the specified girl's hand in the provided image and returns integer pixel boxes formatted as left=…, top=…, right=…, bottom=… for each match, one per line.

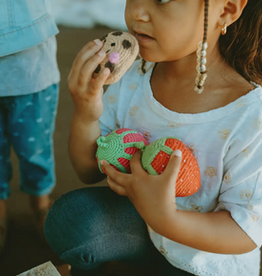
left=68, top=39, right=110, bottom=123
left=101, top=150, right=182, bottom=227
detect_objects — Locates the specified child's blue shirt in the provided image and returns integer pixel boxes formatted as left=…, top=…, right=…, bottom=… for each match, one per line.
left=0, top=0, right=60, bottom=96
left=0, top=0, right=58, bottom=57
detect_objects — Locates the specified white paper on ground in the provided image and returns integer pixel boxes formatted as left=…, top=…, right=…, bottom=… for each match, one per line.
left=17, top=261, right=61, bottom=276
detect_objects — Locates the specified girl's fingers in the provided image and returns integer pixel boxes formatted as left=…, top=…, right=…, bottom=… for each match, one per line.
left=129, top=151, right=144, bottom=174
left=89, top=68, right=111, bottom=93
left=74, top=39, right=102, bottom=69
left=163, top=150, right=182, bottom=183
left=69, top=40, right=103, bottom=82
left=77, top=50, right=106, bottom=88
left=101, top=160, right=129, bottom=187
left=107, top=177, right=127, bottom=196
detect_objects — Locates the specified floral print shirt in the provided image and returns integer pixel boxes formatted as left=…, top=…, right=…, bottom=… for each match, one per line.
left=99, top=60, right=262, bottom=276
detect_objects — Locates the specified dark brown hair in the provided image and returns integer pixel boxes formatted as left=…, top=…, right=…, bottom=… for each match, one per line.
left=219, top=0, right=262, bottom=85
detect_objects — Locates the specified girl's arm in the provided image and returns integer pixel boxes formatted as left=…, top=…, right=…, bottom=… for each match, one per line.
left=67, top=39, right=110, bottom=184
left=68, top=117, right=105, bottom=184
left=150, top=207, right=256, bottom=254
left=102, top=151, right=258, bottom=254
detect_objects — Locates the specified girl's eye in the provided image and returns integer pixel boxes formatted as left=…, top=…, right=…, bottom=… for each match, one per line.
left=156, top=0, right=172, bottom=3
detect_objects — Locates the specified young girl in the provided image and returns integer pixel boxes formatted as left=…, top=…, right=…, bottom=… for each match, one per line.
left=44, top=0, right=262, bottom=275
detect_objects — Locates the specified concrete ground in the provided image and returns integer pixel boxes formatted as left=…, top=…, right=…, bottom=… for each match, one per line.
left=0, top=26, right=261, bottom=276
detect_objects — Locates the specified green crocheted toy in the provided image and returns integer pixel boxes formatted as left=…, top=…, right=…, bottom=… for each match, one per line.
left=96, top=128, right=201, bottom=197
left=96, top=128, right=149, bottom=173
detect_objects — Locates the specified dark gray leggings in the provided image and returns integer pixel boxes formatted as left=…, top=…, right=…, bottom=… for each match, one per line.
left=44, top=187, right=193, bottom=276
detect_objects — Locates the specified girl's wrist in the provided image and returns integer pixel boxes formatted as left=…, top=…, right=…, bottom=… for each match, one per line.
left=146, top=202, right=178, bottom=234
left=72, top=109, right=100, bottom=125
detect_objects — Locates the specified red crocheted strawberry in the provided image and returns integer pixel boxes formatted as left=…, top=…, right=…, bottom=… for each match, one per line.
left=141, top=137, right=201, bottom=197
left=96, top=129, right=201, bottom=197
left=96, top=128, right=149, bottom=173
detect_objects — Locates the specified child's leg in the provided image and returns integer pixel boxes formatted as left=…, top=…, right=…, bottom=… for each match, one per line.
left=44, top=187, right=157, bottom=275
left=0, top=101, right=12, bottom=253
left=0, top=102, right=12, bottom=204
left=5, top=84, right=59, bottom=219
left=28, top=193, right=53, bottom=232
left=0, top=200, right=7, bottom=219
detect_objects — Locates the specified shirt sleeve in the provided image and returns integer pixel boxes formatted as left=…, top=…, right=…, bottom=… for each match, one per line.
left=99, top=81, right=122, bottom=136
left=215, top=131, right=262, bottom=247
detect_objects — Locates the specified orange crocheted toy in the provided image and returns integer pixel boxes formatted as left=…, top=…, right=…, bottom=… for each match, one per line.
left=141, top=137, right=201, bottom=197
left=96, top=129, right=201, bottom=197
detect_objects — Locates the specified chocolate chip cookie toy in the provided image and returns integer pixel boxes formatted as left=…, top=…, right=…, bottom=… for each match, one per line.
left=93, top=31, right=139, bottom=84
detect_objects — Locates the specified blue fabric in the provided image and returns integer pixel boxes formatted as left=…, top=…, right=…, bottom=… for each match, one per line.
left=0, top=83, right=59, bottom=199
left=0, top=0, right=59, bottom=57
left=44, top=187, right=193, bottom=276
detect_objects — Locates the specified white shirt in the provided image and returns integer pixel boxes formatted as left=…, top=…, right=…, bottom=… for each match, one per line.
left=99, top=60, right=262, bottom=276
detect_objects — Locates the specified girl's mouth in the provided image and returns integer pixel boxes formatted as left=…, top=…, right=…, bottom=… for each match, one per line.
left=134, top=32, right=155, bottom=43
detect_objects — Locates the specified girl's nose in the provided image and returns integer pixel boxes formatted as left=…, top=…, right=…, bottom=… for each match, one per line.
left=130, top=1, right=150, bottom=22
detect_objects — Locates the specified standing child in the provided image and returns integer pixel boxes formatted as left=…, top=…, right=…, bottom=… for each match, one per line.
left=0, top=1, right=60, bottom=253
left=44, top=0, right=262, bottom=275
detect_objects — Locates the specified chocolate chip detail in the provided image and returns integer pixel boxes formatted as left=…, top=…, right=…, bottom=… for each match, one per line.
left=94, top=64, right=101, bottom=74
left=112, top=31, right=123, bottom=36
left=105, top=62, right=115, bottom=73
left=100, top=34, right=108, bottom=41
left=111, top=43, right=116, bottom=47
left=122, top=40, right=132, bottom=49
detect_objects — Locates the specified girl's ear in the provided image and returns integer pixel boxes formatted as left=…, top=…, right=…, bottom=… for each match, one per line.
left=218, top=0, right=248, bottom=27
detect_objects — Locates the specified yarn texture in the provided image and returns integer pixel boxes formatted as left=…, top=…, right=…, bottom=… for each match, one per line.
left=141, top=137, right=201, bottom=197
left=93, top=31, right=139, bottom=84
left=96, top=128, right=149, bottom=173
left=96, top=128, right=201, bottom=197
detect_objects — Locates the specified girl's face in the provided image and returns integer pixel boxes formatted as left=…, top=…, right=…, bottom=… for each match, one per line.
left=125, top=0, right=221, bottom=63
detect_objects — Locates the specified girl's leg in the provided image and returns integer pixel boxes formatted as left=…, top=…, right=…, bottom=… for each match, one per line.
left=44, top=187, right=156, bottom=275
left=44, top=187, right=195, bottom=276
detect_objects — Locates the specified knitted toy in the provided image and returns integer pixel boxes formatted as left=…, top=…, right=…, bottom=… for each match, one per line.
left=93, top=31, right=139, bottom=84
left=141, top=137, right=201, bottom=197
left=96, top=128, right=149, bottom=173
left=96, top=129, right=201, bottom=197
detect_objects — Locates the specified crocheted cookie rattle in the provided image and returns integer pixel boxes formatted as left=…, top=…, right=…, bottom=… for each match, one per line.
left=93, top=31, right=139, bottom=84
left=96, top=128, right=201, bottom=197
left=96, top=128, right=149, bottom=173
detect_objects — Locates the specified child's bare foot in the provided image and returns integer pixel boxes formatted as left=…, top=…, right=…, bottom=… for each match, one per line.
left=0, top=200, right=8, bottom=254
left=29, top=194, right=53, bottom=238
left=29, top=194, right=51, bottom=211
left=0, top=200, right=7, bottom=220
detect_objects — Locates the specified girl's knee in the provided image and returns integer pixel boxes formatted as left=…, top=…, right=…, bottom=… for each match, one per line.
left=44, top=187, right=111, bottom=256
left=44, top=189, right=89, bottom=255
left=59, top=244, right=103, bottom=271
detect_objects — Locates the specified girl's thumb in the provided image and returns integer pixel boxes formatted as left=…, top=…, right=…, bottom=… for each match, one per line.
left=163, top=149, right=182, bottom=181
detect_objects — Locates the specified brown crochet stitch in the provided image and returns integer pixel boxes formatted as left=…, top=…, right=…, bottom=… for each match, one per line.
left=93, top=31, right=139, bottom=84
